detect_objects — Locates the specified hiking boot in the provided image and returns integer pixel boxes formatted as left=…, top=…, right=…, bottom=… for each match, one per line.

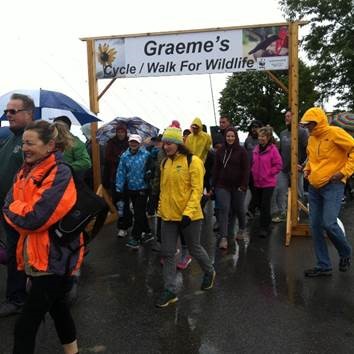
left=304, top=267, right=333, bottom=277
left=155, top=289, right=178, bottom=308
left=0, top=301, right=23, bottom=318
left=117, top=229, right=128, bottom=238
left=219, top=237, right=228, bottom=249
left=201, top=269, right=216, bottom=291
left=177, top=255, right=192, bottom=270
left=339, top=257, right=351, bottom=272
left=141, top=232, right=154, bottom=244
left=126, top=238, right=140, bottom=249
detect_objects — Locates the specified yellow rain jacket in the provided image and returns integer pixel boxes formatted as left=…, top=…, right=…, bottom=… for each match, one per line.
left=185, top=118, right=212, bottom=162
left=300, top=107, right=354, bottom=189
left=158, top=153, right=204, bottom=221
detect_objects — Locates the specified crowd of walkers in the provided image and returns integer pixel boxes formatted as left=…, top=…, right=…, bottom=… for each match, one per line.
left=0, top=93, right=353, bottom=353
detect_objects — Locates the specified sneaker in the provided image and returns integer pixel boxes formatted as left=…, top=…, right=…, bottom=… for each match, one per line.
left=152, top=241, right=161, bottom=252
left=272, top=213, right=286, bottom=223
left=258, top=228, right=269, bottom=238
left=201, top=269, right=216, bottom=291
left=155, top=289, right=178, bottom=308
left=141, top=232, right=154, bottom=244
left=117, top=229, right=128, bottom=238
left=177, top=255, right=192, bottom=270
left=0, top=301, right=23, bottom=318
left=219, top=237, right=228, bottom=249
left=339, top=257, right=351, bottom=272
left=304, top=267, right=332, bottom=277
left=236, top=229, right=248, bottom=241
left=246, top=210, right=255, bottom=219
left=126, top=239, right=140, bottom=249
left=213, top=221, right=220, bottom=232
left=160, top=249, right=180, bottom=265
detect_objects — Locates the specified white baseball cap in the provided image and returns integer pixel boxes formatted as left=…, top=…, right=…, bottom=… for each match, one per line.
left=128, top=134, right=142, bottom=144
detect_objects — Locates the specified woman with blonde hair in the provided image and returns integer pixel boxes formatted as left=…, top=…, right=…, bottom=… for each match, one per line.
left=3, top=120, right=83, bottom=354
left=251, top=126, right=282, bottom=237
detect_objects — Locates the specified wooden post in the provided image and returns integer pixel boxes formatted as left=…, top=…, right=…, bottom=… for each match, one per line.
left=86, top=39, right=101, bottom=192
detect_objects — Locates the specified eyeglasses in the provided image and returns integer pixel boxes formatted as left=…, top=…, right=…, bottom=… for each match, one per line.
left=4, top=109, right=27, bottom=115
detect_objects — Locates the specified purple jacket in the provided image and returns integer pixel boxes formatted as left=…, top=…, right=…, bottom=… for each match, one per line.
left=251, top=144, right=282, bottom=188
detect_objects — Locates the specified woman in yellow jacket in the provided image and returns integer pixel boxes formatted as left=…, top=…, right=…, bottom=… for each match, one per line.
left=3, top=120, right=83, bottom=354
left=155, top=127, right=215, bottom=308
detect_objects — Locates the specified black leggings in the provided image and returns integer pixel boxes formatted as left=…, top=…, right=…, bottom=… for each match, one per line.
left=13, top=275, right=76, bottom=354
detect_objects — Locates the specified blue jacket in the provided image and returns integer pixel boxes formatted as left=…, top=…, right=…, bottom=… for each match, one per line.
left=116, top=147, right=151, bottom=191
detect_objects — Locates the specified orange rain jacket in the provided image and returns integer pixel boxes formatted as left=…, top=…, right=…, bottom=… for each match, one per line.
left=3, top=152, right=84, bottom=276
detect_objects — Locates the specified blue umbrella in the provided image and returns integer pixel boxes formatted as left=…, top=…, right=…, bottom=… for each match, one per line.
left=0, top=89, right=100, bottom=126
left=96, top=117, right=159, bottom=145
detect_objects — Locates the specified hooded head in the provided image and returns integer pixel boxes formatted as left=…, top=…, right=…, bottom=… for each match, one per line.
left=190, top=117, right=203, bottom=135
left=300, top=107, right=329, bottom=136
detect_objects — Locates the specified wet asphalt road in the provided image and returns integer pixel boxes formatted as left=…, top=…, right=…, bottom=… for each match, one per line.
left=0, top=200, right=354, bottom=354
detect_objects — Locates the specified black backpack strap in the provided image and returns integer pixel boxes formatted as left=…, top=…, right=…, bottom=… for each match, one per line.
left=161, top=154, right=193, bottom=169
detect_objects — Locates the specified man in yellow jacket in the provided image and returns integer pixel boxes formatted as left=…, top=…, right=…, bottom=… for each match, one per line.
left=300, top=107, right=354, bottom=277
left=185, top=117, right=212, bottom=163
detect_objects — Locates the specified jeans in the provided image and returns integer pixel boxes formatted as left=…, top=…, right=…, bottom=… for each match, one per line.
left=272, top=171, right=304, bottom=214
left=215, top=187, right=246, bottom=240
left=308, top=182, right=351, bottom=270
left=161, top=220, right=213, bottom=293
left=1, top=220, right=27, bottom=305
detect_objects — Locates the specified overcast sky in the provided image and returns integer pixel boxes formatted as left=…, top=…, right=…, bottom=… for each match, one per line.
left=1, top=0, right=293, bottom=134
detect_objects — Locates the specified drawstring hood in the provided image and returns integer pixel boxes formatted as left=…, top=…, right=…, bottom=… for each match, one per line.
left=301, top=107, right=330, bottom=137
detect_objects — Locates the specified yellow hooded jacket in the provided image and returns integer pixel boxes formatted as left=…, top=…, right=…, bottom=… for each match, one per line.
left=158, top=153, right=204, bottom=221
left=185, top=117, right=212, bottom=162
left=300, top=107, right=354, bottom=189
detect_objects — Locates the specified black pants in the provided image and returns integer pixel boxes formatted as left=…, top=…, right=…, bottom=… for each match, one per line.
left=248, top=173, right=258, bottom=213
left=13, top=275, right=76, bottom=354
left=253, top=187, right=274, bottom=229
left=129, top=190, right=150, bottom=239
left=1, top=219, right=27, bottom=305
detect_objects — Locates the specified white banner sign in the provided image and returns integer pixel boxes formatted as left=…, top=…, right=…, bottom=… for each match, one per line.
left=95, top=26, right=289, bottom=79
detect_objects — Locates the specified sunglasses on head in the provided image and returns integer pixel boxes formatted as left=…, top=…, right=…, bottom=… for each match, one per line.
left=4, top=109, right=27, bottom=115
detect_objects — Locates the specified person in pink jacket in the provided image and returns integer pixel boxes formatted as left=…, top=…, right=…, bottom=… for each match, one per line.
left=251, top=126, right=282, bottom=237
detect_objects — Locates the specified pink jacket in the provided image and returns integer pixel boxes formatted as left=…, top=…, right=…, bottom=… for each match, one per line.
left=251, top=144, right=282, bottom=188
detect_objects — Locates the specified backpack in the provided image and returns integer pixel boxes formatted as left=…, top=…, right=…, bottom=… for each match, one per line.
left=161, top=153, right=192, bottom=169
left=37, top=162, right=108, bottom=247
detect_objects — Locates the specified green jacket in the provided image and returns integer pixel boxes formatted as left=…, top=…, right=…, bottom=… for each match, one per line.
left=63, top=136, right=92, bottom=172
left=0, top=130, right=24, bottom=206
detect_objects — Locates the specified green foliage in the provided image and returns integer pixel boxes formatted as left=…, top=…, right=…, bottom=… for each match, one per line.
left=218, top=61, right=319, bottom=133
left=279, top=0, right=354, bottom=110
